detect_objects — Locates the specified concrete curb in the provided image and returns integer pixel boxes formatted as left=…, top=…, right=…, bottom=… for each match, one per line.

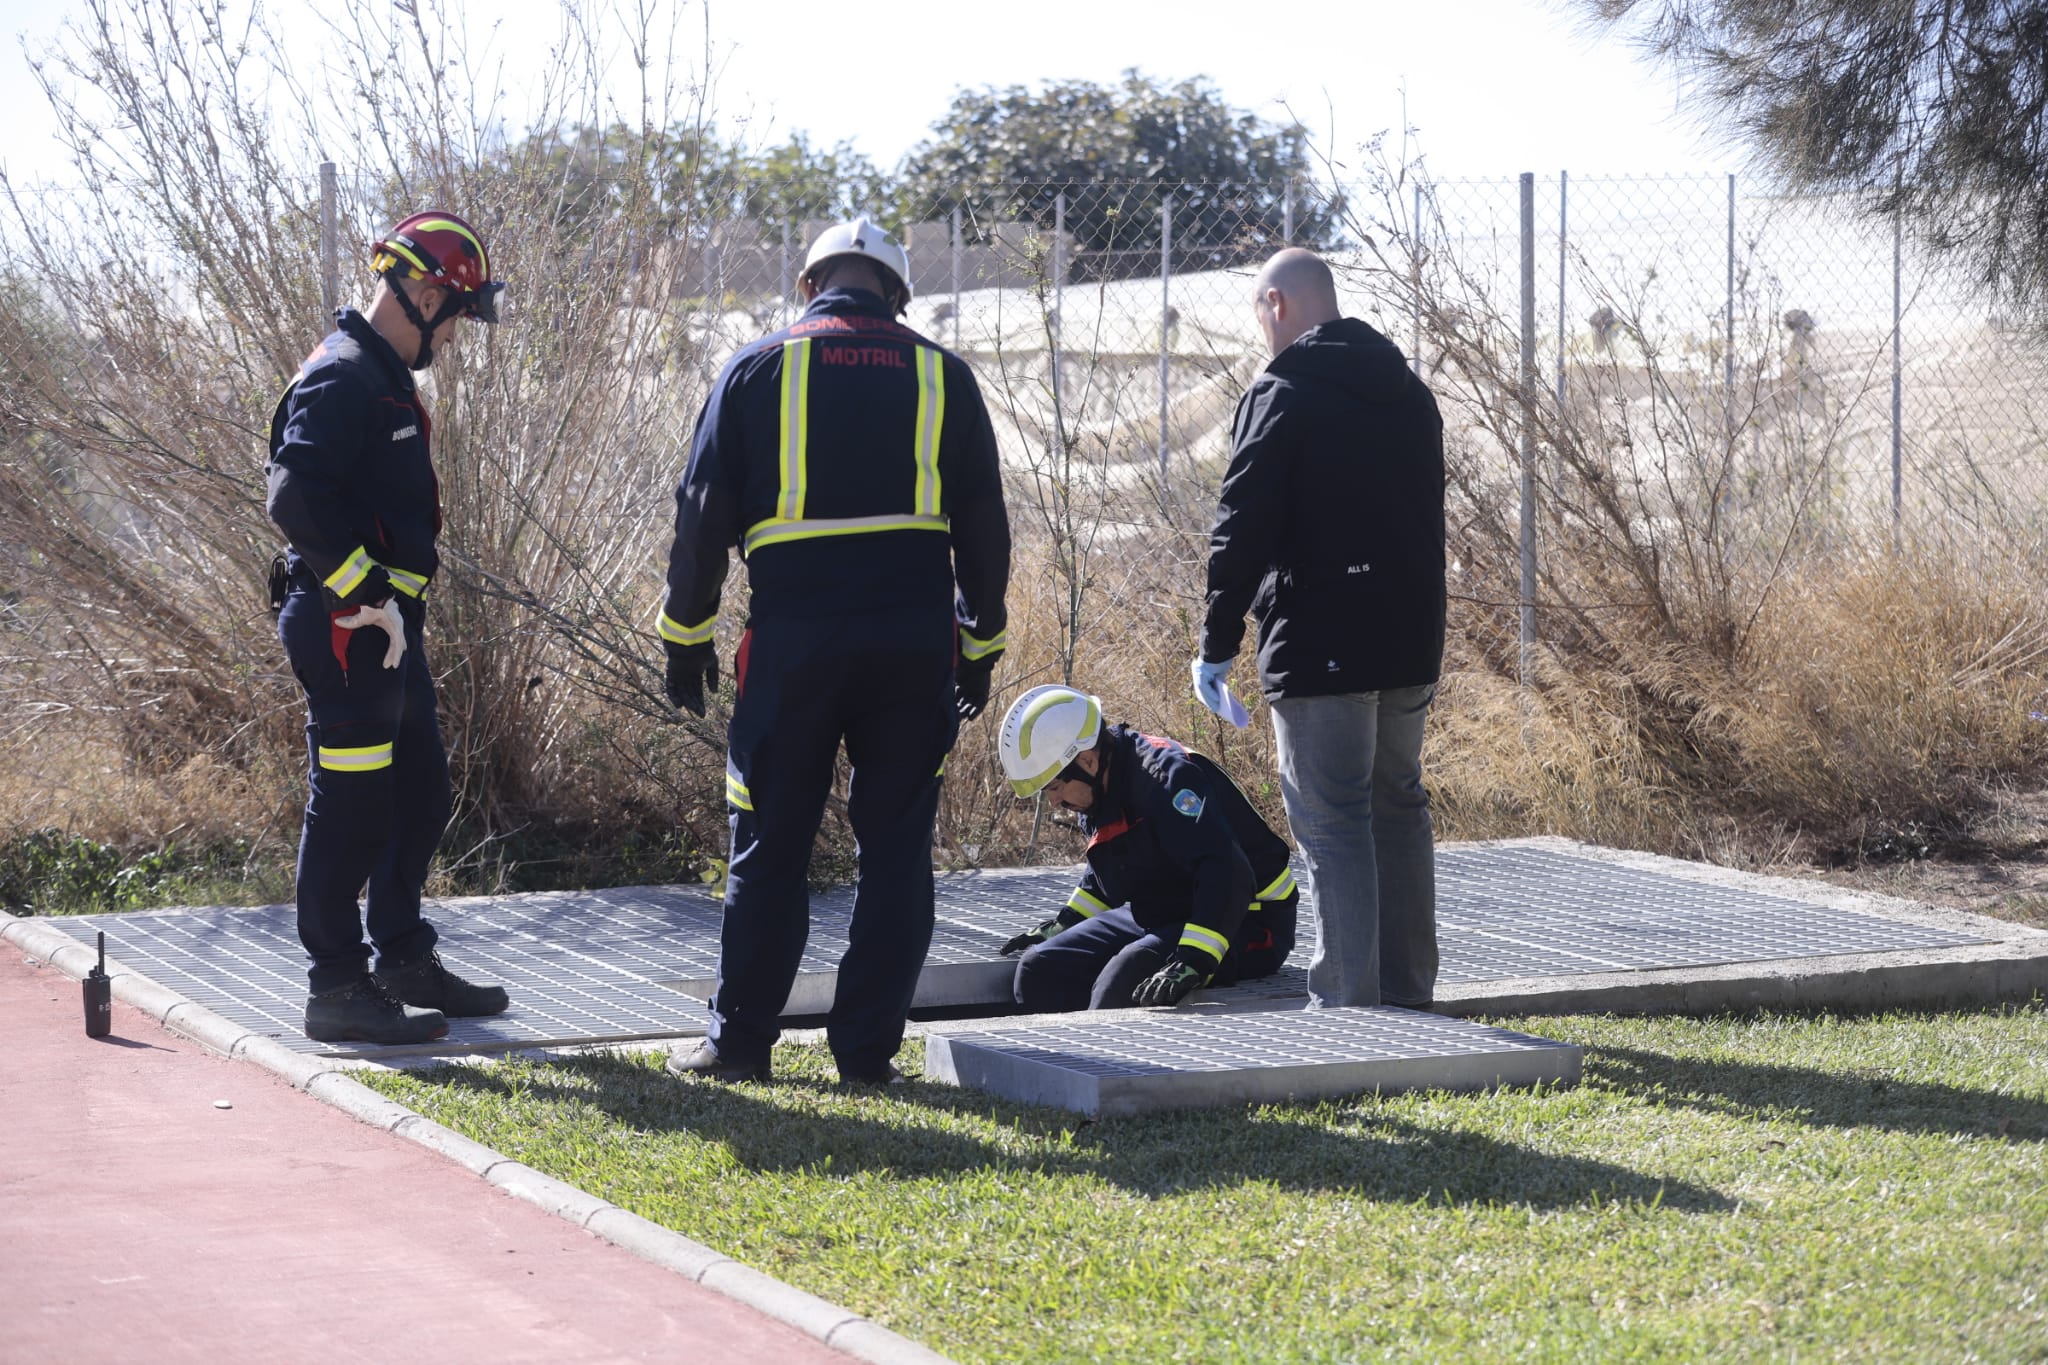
left=2, top=911, right=953, bottom=1365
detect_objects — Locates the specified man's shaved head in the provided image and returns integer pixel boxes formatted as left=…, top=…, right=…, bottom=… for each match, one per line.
left=1251, top=248, right=1341, bottom=355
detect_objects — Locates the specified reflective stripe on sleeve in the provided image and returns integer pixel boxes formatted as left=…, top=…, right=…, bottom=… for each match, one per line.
left=385, top=566, right=429, bottom=598
left=1255, top=868, right=1297, bottom=902
left=658, top=611, right=716, bottom=646
left=959, top=627, right=1007, bottom=661
left=317, top=742, right=394, bottom=773
left=725, top=772, right=754, bottom=811
left=1179, top=923, right=1230, bottom=963
left=323, top=545, right=376, bottom=598
left=742, top=513, right=949, bottom=555
left=1067, top=887, right=1110, bottom=918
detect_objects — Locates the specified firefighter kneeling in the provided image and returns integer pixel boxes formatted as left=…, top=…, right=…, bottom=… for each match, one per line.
left=996, top=686, right=1298, bottom=1010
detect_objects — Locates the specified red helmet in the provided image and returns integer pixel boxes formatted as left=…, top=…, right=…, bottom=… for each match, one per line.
left=369, top=210, right=505, bottom=322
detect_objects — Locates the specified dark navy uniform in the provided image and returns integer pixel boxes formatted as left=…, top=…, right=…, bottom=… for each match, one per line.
left=266, top=309, right=451, bottom=992
left=662, top=287, right=1010, bottom=1077
left=1014, top=725, right=1298, bottom=1012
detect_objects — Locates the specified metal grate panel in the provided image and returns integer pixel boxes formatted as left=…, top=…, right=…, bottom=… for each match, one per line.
left=924, top=1006, right=1583, bottom=1115
left=46, top=843, right=1987, bottom=1056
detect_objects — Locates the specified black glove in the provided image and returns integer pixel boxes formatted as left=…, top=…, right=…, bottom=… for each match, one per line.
left=955, top=653, right=996, bottom=720
left=1000, top=915, right=1066, bottom=957
left=664, top=641, right=719, bottom=717
left=1131, top=955, right=1211, bottom=1007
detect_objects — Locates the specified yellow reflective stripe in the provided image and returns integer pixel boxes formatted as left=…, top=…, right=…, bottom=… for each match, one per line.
left=959, top=627, right=1006, bottom=661
left=913, top=346, right=944, bottom=517
left=725, top=772, right=753, bottom=811
left=658, top=611, right=715, bottom=646
left=742, top=513, right=949, bottom=554
left=1014, top=691, right=1100, bottom=792
left=411, top=217, right=488, bottom=277
left=1180, top=924, right=1230, bottom=962
left=378, top=241, right=431, bottom=279
left=323, top=545, right=375, bottom=597
left=318, top=742, right=394, bottom=773
left=1067, top=887, right=1110, bottom=919
left=778, top=339, right=811, bottom=521
left=935, top=755, right=948, bottom=778
left=385, top=566, right=429, bottom=599
left=1255, top=868, right=1297, bottom=902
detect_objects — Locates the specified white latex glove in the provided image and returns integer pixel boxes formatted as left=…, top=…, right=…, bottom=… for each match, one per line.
left=335, top=597, right=407, bottom=669
left=1190, top=656, right=1250, bottom=728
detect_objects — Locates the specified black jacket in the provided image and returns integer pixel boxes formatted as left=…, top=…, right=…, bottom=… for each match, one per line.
left=661, top=288, right=1009, bottom=659
left=266, top=310, right=439, bottom=609
left=1064, top=726, right=1298, bottom=966
left=1201, top=317, right=1445, bottom=699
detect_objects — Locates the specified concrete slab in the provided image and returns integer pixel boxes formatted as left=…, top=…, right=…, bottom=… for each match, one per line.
left=922, top=1006, right=1583, bottom=1116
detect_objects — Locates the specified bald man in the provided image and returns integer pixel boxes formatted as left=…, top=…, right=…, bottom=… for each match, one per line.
left=1193, top=248, right=1446, bottom=1010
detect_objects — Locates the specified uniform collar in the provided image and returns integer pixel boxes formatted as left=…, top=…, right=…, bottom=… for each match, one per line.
left=336, top=307, right=418, bottom=396
left=1079, top=726, right=1138, bottom=833
left=801, top=286, right=896, bottom=321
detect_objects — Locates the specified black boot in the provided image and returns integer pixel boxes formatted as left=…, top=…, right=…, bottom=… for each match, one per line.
left=372, top=949, right=510, bottom=1018
left=667, top=1039, right=771, bottom=1083
left=305, top=975, right=449, bottom=1045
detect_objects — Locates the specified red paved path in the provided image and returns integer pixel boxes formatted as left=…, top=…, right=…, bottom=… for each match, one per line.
left=0, top=949, right=851, bottom=1364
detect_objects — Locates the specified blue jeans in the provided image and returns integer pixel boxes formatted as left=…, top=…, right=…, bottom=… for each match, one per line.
left=1270, top=686, right=1437, bottom=1008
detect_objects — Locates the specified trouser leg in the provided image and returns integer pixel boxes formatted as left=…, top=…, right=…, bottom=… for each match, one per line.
left=1014, top=908, right=1146, bottom=1013
left=1371, top=684, right=1438, bottom=1007
left=280, top=588, right=407, bottom=994
left=366, top=605, right=449, bottom=970
left=709, top=626, right=838, bottom=1066
left=1273, top=693, right=1383, bottom=1007
left=831, top=641, right=956, bottom=1077
left=1089, top=923, right=1174, bottom=1010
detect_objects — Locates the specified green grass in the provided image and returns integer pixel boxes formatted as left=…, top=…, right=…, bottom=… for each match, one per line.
left=363, top=1009, right=2048, bottom=1364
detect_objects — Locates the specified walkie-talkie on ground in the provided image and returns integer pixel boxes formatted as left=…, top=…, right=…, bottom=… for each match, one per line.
left=83, top=931, right=112, bottom=1039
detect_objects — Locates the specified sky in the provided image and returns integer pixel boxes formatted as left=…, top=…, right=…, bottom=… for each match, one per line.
left=0, top=0, right=1745, bottom=188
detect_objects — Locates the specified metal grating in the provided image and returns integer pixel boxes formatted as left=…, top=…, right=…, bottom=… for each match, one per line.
left=45, top=843, right=1987, bottom=1056
left=924, top=1007, right=1583, bottom=1115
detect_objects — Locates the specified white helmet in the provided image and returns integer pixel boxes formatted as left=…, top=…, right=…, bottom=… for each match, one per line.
left=801, top=215, right=912, bottom=306
left=999, top=685, right=1102, bottom=798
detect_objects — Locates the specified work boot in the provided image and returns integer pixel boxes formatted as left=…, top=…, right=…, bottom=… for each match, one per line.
left=837, top=1060, right=910, bottom=1087
left=305, top=975, right=448, bottom=1045
left=372, top=949, right=510, bottom=1018
left=667, top=1039, right=771, bottom=1083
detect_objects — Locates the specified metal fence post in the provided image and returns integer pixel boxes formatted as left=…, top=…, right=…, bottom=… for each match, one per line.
left=1556, top=170, right=1568, bottom=406
left=1282, top=179, right=1294, bottom=245
left=1410, top=183, right=1423, bottom=376
left=778, top=221, right=791, bottom=327
left=1519, top=173, right=1538, bottom=681
left=1052, top=190, right=1065, bottom=421
left=951, top=205, right=962, bottom=352
left=319, top=160, right=338, bottom=326
left=1159, top=195, right=1172, bottom=473
left=1891, top=204, right=1904, bottom=545
left=1724, top=172, right=1737, bottom=449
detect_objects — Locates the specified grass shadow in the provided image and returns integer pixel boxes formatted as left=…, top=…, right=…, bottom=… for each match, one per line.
left=1589, top=1043, right=2048, bottom=1140
left=408, top=1050, right=1732, bottom=1213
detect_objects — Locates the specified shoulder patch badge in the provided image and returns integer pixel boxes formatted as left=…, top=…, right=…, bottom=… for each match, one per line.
left=1172, top=788, right=1205, bottom=818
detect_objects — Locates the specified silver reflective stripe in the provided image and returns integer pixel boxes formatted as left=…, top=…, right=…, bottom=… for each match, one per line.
left=778, top=339, right=811, bottom=521
left=913, top=347, right=944, bottom=516
left=742, top=513, right=949, bottom=555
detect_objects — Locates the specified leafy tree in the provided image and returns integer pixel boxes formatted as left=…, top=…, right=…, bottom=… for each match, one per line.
left=894, top=70, right=1336, bottom=273
left=515, top=124, right=889, bottom=240
left=1582, top=1, right=2048, bottom=314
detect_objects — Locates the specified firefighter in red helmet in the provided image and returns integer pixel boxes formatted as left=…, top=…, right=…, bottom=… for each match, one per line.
left=264, top=210, right=510, bottom=1045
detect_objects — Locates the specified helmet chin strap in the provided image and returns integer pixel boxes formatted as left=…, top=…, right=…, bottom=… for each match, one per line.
left=389, top=279, right=469, bottom=370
